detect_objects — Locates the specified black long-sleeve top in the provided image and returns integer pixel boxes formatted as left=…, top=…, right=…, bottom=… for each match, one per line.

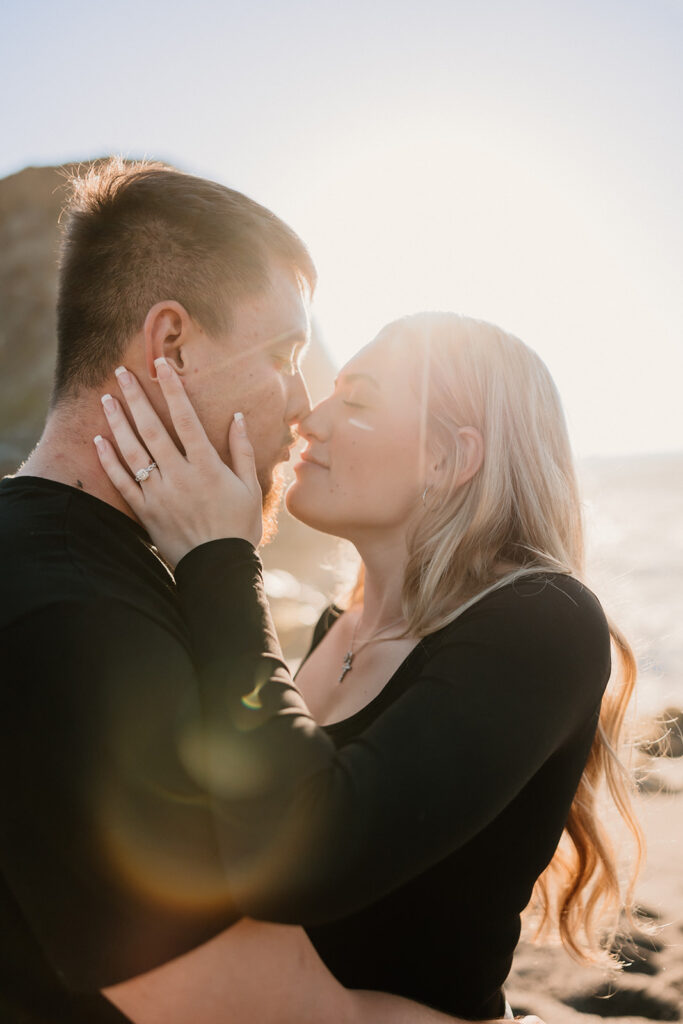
left=0, top=477, right=611, bottom=1022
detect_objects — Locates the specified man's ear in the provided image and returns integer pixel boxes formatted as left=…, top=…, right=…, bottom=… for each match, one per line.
left=143, top=301, right=192, bottom=381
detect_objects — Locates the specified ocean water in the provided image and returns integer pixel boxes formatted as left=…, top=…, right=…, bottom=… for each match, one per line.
left=580, top=452, right=683, bottom=715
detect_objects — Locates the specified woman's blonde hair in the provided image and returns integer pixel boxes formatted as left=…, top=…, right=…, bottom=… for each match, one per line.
left=350, top=312, right=643, bottom=963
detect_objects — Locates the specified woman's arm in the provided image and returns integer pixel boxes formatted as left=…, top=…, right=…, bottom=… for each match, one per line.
left=96, top=364, right=610, bottom=924
left=103, top=918, right=494, bottom=1024
left=169, top=539, right=607, bottom=923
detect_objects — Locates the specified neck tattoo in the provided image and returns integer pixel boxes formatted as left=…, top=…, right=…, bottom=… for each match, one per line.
left=339, top=614, right=406, bottom=683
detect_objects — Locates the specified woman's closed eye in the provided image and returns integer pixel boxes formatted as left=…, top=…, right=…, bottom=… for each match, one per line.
left=340, top=386, right=377, bottom=410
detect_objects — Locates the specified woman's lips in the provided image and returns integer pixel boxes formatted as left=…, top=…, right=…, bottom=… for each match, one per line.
left=296, top=450, right=329, bottom=470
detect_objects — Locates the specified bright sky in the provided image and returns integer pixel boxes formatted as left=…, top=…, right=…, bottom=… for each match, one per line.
left=2, top=0, right=682, bottom=457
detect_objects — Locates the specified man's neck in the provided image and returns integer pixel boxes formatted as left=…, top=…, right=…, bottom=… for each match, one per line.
left=16, top=393, right=138, bottom=522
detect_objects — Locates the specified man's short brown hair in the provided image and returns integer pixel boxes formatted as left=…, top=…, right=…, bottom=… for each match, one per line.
left=54, top=158, right=316, bottom=400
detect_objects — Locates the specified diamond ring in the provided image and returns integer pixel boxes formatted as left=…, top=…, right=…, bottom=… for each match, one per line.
left=134, top=462, right=158, bottom=483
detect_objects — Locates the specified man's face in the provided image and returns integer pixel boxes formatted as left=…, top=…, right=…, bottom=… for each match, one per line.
left=182, top=262, right=312, bottom=498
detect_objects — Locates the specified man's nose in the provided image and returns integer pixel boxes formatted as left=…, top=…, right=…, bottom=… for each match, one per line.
left=286, top=368, right=312, bottom=426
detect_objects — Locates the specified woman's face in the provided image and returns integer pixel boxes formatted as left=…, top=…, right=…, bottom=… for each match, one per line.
left=286, top=331, right=428, bottom=541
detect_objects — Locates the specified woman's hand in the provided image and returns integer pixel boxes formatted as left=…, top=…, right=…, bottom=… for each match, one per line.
left=94, top=358, right=263, bottom=566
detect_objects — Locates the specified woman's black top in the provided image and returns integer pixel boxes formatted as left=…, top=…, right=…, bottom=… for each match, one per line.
left=299, top=595, right=608, bottom=1018
left=0, top=478, right=612, bottom=1021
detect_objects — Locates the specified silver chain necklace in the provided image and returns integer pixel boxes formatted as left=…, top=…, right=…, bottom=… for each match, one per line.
left=339, top=614, right=406, bottom=683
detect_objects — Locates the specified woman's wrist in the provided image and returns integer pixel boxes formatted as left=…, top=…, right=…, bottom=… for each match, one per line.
left=175, top=536, right=261, bottom=589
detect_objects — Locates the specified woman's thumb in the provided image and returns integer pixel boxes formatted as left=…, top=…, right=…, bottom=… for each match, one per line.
left=229, top=412, right=260, bottom=494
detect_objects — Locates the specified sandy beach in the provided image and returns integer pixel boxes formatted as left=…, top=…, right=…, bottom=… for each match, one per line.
left=506, top=770, right=683, bottom=1022
left=505, top=454, right=683, bottom=1023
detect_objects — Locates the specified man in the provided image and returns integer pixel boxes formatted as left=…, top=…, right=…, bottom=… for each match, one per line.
left=0, top=160, right=478, bottom=1024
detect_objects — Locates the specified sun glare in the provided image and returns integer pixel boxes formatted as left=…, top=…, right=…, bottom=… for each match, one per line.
left=283, top=123, right=680, bottom=459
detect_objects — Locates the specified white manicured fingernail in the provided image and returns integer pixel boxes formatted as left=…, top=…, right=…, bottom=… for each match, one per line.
left=114, top=366, right=132, bottom=387
left=234, top=411, right=246, bottom=434
left=101, top=394, right=116, bottom=413
left=154, top=357, right=172, bottom=380
left=93, top=435, right=105, bottom=452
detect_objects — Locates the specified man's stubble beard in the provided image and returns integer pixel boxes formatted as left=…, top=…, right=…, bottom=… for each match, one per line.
left=259, top=464, right=287, bottom=547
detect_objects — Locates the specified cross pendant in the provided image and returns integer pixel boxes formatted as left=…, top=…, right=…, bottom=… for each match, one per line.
left=339, top=651, right=353, bottom=683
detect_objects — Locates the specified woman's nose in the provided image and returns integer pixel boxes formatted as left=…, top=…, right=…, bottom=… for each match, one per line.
left=298, top=394, right=332, bottom=441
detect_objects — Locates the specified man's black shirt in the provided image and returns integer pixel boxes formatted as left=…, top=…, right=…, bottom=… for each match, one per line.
left=0, top=478, right=243, bottom=1022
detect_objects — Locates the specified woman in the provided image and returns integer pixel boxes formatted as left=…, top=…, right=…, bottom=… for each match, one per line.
left=96, top=313, right=642, bottom=1020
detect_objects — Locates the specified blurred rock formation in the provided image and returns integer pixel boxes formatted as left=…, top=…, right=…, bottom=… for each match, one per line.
left=0, top=164, right=67, bottom=470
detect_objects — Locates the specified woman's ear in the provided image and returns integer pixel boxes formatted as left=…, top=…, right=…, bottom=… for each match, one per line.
left=455, top=427, right=484, bottom=486
left=143, top=301, right=191, bottom=381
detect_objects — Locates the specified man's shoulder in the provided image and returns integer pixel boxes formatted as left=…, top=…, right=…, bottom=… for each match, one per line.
left=0, top=476, right=175, bottom=627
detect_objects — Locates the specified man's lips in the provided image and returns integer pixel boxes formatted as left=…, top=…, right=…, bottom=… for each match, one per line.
left=275, top=434, right=298, bottom=463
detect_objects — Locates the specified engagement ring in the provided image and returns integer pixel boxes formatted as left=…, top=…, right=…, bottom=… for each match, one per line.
left=134, top=462, right=158, bottom=483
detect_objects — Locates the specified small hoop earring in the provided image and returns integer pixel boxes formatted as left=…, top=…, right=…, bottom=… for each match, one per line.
left=421, top=485, right=431, bottom=506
